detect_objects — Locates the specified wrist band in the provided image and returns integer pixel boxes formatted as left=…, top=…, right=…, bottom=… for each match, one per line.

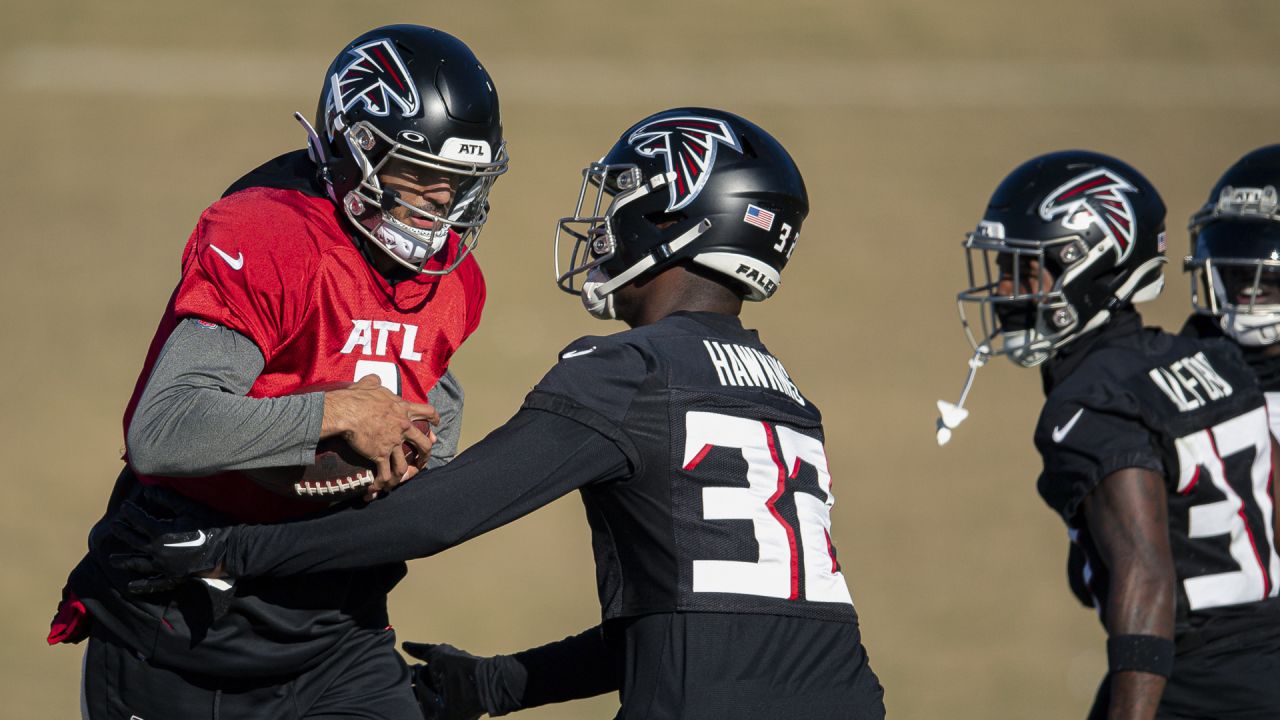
left=1107, top=634, right=1175, bottom=677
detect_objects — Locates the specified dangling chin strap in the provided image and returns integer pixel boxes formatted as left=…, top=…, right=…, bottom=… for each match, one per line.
left=935, top=346, right=990, bottom=446
left=295, top=112, right=339, bottom=204
left=934, top=258, right=1167, bottom=447
left=294, top=112, right=328, bottom=167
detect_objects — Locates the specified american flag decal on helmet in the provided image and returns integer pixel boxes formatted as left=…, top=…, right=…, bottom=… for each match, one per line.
left=627, top=116, right=743, bottom=212
left=1039, top=168, right=1139, bottom=261
left=329, top=39, right=420, bottom=123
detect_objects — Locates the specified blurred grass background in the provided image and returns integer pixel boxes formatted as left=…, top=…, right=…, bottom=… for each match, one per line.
left=3, top=1, right=1280, bottom=717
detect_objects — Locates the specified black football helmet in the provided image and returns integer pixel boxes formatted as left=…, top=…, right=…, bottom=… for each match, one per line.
left=1185, top=145, right=1280, bottom=346
left=297, top=24, right=508, bottom=274
left=937, top=150, right=1167, bottom=446
left=957, top=150, right=1168, bottom=367
left=554, top=108, right=807, bottom=318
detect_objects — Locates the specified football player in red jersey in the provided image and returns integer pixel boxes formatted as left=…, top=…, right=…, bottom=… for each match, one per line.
left=47, top=25, right=508, bottom=719
left=110, top=107, right=885, bottom=719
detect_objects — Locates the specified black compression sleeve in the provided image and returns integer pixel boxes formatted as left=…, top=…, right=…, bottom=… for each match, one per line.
left=224, top=407, right=632, bottom=577
left=478, top=625, right=618, bottom=714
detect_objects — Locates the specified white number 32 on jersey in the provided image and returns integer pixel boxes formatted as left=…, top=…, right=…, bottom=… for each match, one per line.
left=682, top=410, right=853, bottom=605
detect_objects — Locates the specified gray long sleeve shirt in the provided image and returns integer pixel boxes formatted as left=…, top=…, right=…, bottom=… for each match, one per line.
left=127, top=318, right=463, bottom=477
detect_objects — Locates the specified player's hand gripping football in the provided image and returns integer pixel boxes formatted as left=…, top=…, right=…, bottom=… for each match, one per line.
left=403, top=641, right=486, bottom=720
left=109, top=500, right=232, bottom=594
left=321, top=374, right=440, bottom=496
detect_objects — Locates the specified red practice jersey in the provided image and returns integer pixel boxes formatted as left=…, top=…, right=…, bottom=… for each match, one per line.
left=123, top=183, right=485, bottom=522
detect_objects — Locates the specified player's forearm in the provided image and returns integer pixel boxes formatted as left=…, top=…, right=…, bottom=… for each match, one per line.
left=224, top=469, right=499, bottom=576
left=223, top=409, right=631, bottom=577
left=1105, top=568, right=1175, bottom=637
left=1102, top=521, right=1176, bottom=720
left=503, top=625, right=619, bottom=710
left=126, top=318, right=322, bottom=476
left=1107, top=670, right=1167, bottom=720
left=1103, top=572, right=1174, bottom=719
left=474, top=625, right=618, bottom=715
left=1085, top=468, right=1176, bottom=720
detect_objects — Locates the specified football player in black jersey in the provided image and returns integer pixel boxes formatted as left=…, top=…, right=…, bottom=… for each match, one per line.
left=1182, top=146, right=1280, bottom=468
left=940, top=150, right=1280, bottom=719
left=110, top=108, right=886, bottom=719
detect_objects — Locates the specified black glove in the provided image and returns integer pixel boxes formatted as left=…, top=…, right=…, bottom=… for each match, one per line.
left=109, top=500, right=231, bottom=594
left=404, top=641, right=486, bottom=720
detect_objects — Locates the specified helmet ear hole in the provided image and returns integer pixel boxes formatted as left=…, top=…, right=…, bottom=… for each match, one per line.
left=643, top=210, right=687, bottom=229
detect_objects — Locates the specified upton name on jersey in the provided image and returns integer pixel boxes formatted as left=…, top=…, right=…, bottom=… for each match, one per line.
left=1148, top=351, right=1234, bottom=412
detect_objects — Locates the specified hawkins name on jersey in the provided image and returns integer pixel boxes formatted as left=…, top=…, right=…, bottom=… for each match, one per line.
left=702, top=339, right=805, bottom=406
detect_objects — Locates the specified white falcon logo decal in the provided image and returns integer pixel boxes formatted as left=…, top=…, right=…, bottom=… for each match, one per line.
left=325, top=39, right=420, bottom=138
left=1039, top=168, right=1139, bottom=261
left=627, top=116, right=743, bottom=212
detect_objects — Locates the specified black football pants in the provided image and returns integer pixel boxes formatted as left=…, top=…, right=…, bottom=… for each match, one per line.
left=613, top=612, right=886, bottom=720
left=81, top=623, right=419, bottom=719
left=1087, top=628, right=1280, bottom=720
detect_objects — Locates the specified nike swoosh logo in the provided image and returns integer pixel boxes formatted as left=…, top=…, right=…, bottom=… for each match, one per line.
left=200, top=577, right=234, bottom=592
left=1052, top=408, right=1085, bottom=443
left=209, top=244, right=244, bottom=270
left=164, top=530, right=207, bottom=548
left=561, top=347, right=597, bottom=359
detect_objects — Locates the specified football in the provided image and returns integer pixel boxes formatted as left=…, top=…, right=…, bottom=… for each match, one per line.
left=242, top=382, right=432, bottom=500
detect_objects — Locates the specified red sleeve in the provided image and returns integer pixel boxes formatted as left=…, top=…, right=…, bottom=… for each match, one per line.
left=172, top=191, right=318, bottom=360
left=458, top=253, right=486, bottom=341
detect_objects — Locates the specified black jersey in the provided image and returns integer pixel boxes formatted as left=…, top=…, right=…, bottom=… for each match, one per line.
left=215, top=311, right=876, bottom=716
left=1035, top=312, right=1280, bottom=638
left=1182, top=313, right=1280, bottom=444
left=524, top=311, right=855, bottom=623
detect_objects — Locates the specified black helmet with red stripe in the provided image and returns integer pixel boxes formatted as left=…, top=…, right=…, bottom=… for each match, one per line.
left=957, top=150, right=1167, bottom=367
left=298, top=24, right=508, bottom=275
left=554, top=107, right=807, bottom=318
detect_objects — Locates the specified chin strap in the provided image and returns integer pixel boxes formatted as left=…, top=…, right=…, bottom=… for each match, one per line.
left=294, top=112, right=328, bottom=166
left=935, top=346, right=989, bottom=446
left=594, top=219, right=713, bottom=297
left=295, top=112, right=340, bottom=203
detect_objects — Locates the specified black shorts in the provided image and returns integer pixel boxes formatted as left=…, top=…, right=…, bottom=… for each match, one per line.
left=610, top=612, right=885, bottom=720
left=82, top=623, right=419, bottom=719
left=1087, top=626, right=1280, bottom=720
